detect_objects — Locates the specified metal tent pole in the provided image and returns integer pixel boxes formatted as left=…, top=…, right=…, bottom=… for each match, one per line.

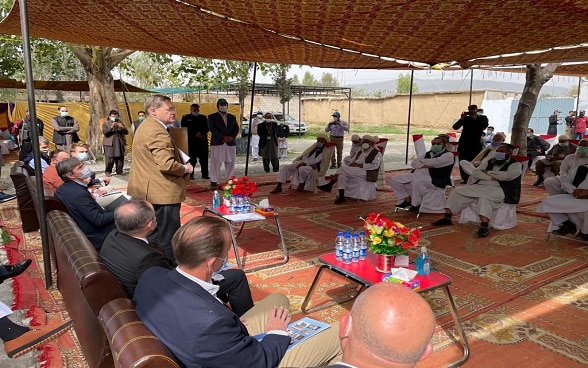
left=244, top=62, right=257, bottom=176
left=405, top=70, right=414, bottom=165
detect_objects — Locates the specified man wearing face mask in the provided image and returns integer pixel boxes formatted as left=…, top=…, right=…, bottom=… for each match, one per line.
left=325, top=111, right=349, bottom=169
left=270, top=133, right=330, bottom=193
left=257, top=112, right=280, bottom=173
left=318, top=135, right=382, bottom=204
left=55, top=157, right=116, bottom=249
left=250, top=111, right=263, bottom=161
left=208, top=98, right=239, bottom=188
left=131, top=111, right=146, bottom=134
left=17, top=107, right=44, bottom=161
left=544, top=139, right=588, bottom=195
left=101, top=110, right=129, bottom=176
left=483, top=126, right=495, bottom=144
left=433, top=143, right=522, bottom=238
left=343, top=134, right=362, bottom=166
left=453, top=105, right=489, bottom=183
left=533, top=135, right=576, bottom=186
left=389, top=136, right=454, bottom=213
left=181, top=104, right=210, bottom=180
left=25, top=136, right=51, bottom=173
left=277, top=119, right=290, bottom=159
left=100, top=199, right=254, bottom=313
left=459, top=132, right=506, bottom=182
left=50, top=105, right=80, bottom=153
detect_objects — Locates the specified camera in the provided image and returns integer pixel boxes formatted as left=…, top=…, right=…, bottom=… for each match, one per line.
left=114, top=118, right=120, bottom=122
left=463, top=111, right=470, bottom=116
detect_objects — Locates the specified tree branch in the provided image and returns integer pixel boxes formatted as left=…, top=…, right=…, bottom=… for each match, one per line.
left=109, top=48, right=137, bottom=69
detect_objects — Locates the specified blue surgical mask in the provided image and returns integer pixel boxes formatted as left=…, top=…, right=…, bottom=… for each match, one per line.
left=486, top=130, right=493, bottom=135
left=80, top=166, right=93, bottom=180
left=316, top=142, right=325, bottom=149
left=77, top=152, right=89, bottom=161
left=138, top=116, right=145, bottom=121
left=430, top=144, right=443, bottom=153
left=494, top=152, right=507, bottom=161
left=490, top=141, right=500, bottom=147
left=60, top=111, right=69, bottom=117
left=110, top=116, right=117, bottom=122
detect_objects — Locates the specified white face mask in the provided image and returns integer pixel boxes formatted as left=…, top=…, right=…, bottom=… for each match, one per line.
left=60, top=111, right=69, bottom=117
left=77, top=152, right=89, bottom=161
left=264, top=118, right=271, bottom=123
left=218, top=106, right=228, bottom=113
left=362, top=143, right=370, bottom=150
left=257, top=114, right=262, bottom=118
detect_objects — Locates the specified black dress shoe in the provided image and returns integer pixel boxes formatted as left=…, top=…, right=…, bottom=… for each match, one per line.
left=396, top=200, right=411, bottom=208
left=334, top=196, right=346, bottom=205
left=553, top=222, right=577, bottom=236
left=408, top=205, right=420, bottom=213
left=210, top=182, right=218, bottom=188
left=317, top=181, right=335, bottom=193
left=533, top=177, right=544, bottom=186
left=0, top=259, right=32, bottom=284
left=474, top=228, right=490, bottom=238
left=432, top=217, right=453, bottom=226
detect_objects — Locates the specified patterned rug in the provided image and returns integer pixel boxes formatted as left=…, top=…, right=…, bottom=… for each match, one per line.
left=1, top=167, right=587, bottom=367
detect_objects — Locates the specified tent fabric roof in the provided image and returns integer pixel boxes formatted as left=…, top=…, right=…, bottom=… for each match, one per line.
left=0, top=78, right=151, bottom=92
left=0, top=0, right=587, bottom=71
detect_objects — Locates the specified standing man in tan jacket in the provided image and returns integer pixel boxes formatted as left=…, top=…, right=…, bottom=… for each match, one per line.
left=127, top=95, right=193, bottom=261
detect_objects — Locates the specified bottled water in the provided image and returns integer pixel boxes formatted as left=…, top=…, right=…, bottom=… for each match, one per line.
left=236, top=195, right=243, bottom=213
left=342, top=234, right=352, bottom=264
left=212, top=190, right=220, bottom=209
left=243, top=195, right=251, bottom=213
left=359, top=230, right=367, bottom=260
left=416, top=246, right=431, bottom=276
left=229, top=195, right=237, bottom=214
left=334, top=231, right=344, bottom=261
left=351, top=233, right=360, bottom=263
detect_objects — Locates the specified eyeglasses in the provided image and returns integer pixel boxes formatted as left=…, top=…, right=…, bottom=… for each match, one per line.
left=164, top=108, right=176, bottom=112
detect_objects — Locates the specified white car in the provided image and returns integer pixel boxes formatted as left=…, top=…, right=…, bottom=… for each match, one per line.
left=269, top=112, right=307, bottom=135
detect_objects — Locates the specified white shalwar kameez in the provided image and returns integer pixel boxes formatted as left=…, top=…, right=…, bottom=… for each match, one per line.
left=336, top=148, right=382, bottom=191
left=277, top=149, right=324, bottom=187
left=543, top=153, right=588, bottom=195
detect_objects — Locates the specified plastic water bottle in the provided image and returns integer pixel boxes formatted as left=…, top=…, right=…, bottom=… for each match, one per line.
left=359, top=231, right=367, bottom=261
left=416, top=246, right=431, bottom=276
left=243, top=195, right=251, bottom=213
left=229, top=195, right=237, bottom=214
left=334, top=231, right=344, bottom=261
left=351, top=233, right=360, bottom=263
left=212, top=190, right=220, bottom=209
left=342, top=234, right=352, bottom=264
left=236, top=195, right=243, bottom=213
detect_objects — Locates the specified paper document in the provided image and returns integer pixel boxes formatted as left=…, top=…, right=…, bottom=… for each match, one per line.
left=224, top=213, right=266, bottom=221
left=255, top=317, right=330, bottom=350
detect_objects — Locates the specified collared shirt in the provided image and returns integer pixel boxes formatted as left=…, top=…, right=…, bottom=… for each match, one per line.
left=176, top=266, right=222, bottom=303
left=325, top=120, right=349, bottom=136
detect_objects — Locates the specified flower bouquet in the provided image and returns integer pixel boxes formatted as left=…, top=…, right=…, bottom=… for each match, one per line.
left=223, top=176, right=257, bottom=201
left=361, top=213, right=421, bottom=272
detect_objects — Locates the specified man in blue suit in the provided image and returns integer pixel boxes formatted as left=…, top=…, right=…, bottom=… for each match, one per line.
left=134, top=216, right=341, bottom=368
left=55, top=157, right=115, bottom=249
left=207, top=98, right=239, bottom=188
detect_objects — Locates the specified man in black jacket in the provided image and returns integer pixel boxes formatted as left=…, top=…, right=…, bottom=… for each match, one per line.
left=527, top=128, right=550, bottom=169
left=181, top=104, right=210, bottom=180
left=452, top=105, right=489, bottom=183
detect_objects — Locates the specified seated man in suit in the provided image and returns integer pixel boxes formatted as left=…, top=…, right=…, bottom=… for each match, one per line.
left=325, top=283, right=435, bottom=368
left=101, top=199, right=254, bottom=315
left=55, top=157, right=116, bottom=249
left=432, top=143, right=522, bottom=238
left=544, top=139, right=588, bottom=195
left=533, top=135, right=576, bottom=186
left=318, top=135, right=382, bottom=204
left=537, top=164, right=588, bottom=241
left=389, top=136, right=454, bottom=213
left=134, top=216, right=341, bottom=368
left=42, top=149, right=70, bottom=192
left=270, top=133, right=330, bottom=194
left=459, top=132, right=506, bottom=179
left=24, top=136, right=51, bottom=173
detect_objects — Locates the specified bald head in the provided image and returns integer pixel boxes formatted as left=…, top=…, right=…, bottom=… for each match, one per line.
left=341, top=283, right=436, bottom=367
left=114, top=199, right=155, bottom=237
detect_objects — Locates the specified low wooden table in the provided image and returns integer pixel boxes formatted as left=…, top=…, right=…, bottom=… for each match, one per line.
left=301, top=253, right=469, bottom=368
left=202, top=206, right=289, bottom=272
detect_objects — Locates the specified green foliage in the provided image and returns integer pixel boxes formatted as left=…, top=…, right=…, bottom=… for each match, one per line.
left=1, top=228, right=12, bottom=244
left=302, top=71, right=317, bottom=86
left=291, top=74, right=301, bottom=85
left=396, top=72, right=419, bottom=94
left=271, top=64, right=293, bottom=106
left=320, top=72, right=338, bottom=87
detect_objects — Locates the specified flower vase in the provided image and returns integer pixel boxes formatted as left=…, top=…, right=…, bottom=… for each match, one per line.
left=375, top=254, right=395, bottom=273
left=223, top=194, right=231, bottom=208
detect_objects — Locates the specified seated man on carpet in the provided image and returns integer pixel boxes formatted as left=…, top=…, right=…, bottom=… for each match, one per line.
left=101, top=199, right=254, bottom=315
left=134, top=216, right=341, bottom=368
left=270, top=132, right=330, bottom=194
left=42, top=149, right=70, bottom=192
left=459, top=131, right=506, bottom=180
left=526, top=128, right=550, bottom=169
left=24, top=136, right=51, bottom=174
left=432, top=143, right=522, bottom=238
left=544, top=139, right=588, bottom=195
left=533, top=135, right=576, bottom=186
left=537, top=167, right=588, bottom=241
left=55, top=157, right=116, bottom=250
left=318, top=135, right=382, bottom=204
left=389, top=136, right=454, bottom=213
left=325, top=283, right=435, bottom=368
left=342, top=134, right=362, bottom=166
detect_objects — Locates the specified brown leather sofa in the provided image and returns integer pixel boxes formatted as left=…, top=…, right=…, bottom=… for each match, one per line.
left=47, top=210, right=127, bottom=368
left=10, top=161, right=38, bottom=232
left=99, top=298, right=181, bottom=368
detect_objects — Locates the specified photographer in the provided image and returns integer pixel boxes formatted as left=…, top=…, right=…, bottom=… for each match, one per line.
left=101, top=110, right=129, bottom=176
left=452, top=104, right=489, bottom=183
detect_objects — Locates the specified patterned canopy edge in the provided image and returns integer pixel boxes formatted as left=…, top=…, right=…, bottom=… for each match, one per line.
left=0, top=78, right=151, bottom=92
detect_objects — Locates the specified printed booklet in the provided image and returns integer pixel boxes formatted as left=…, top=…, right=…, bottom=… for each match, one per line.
left=255, top=317, right=330, bottom=350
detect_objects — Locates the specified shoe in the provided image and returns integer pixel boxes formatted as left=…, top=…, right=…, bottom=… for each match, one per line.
left=576, top=232, right=588, bottom=241
left=337, top=163, right=341, bottom=168
left=253, top=158, right=258, bottom=161
left=210, top=182, right=218, bottom=188
left=202, top=176, right=210, bottom=180
left=408, top=205, right=420, bottom=213
left=396, top=200, right=411, bottom=209
left=0, top=259, right=32, bottom=284
left=264, top=170, right=270, bottom=173
left=0, top=193, right=17, bottom=202
left=4, top=320, right=75, bottom=358
left=330, top=164, right=337, bottom=169
left=432, top=217, right=452, bottom=226
left=296, top=183, right=305, bottom=192
left=269, top=186, right=282, bottom=194
left=474, top=228, right=490, bottom=238
left=317, top=181, right=335, bottom=193
left=460, top=180, right=467, bottom=184
left=533, top=176, right=544, bottom=186
left=334, top=196, right=346, bottom=205
left=553, top=222, right=577, bottom=236
left=272, top=169, right=279, bottom=172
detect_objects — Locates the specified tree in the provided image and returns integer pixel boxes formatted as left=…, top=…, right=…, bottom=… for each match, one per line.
left=511, top=64, right=559, bottom=155
left=302, top=71, right=317, bottom=86
left=71, top=46, right=136, bottom=150
left=396, top=72, right=419, bottom=94
left=271, top=64, right=293, bottom=123
left=291, top=75, right=301, bottom=85
left=320, top=72, right=338, bottom=87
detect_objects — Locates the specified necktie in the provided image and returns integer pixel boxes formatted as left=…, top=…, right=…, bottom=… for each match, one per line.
left=572, top=165, right=588, bottom=187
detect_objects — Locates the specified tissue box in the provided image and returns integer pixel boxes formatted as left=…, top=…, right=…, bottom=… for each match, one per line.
left=382, top=275, right=421, bottom=291
left=255, top=207, right=274, bottom=216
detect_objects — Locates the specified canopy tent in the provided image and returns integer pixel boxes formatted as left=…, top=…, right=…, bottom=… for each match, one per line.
left=0, top=78, right=151, bottom=92
left=0, top=0, right=588, bottom=71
